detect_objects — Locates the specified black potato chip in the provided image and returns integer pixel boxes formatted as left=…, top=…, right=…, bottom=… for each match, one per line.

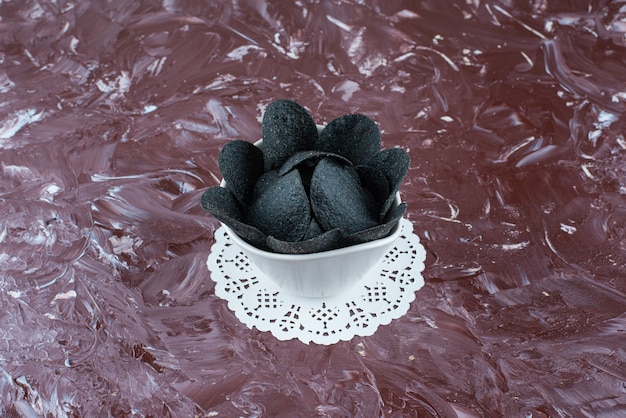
left=251, top=169, right=280, bottom=202
left=367, top=148, right=410, bottom=220
left=315, top=114, right=381, bottom=165
left=247, top=169, right=311, bottom=242
left=304, top=217, right=323, bottom=240
left=218, top=140, right=264, bottom=206
left=344, top=202, right=406, bottom=246
left=367, top=147, right=410, bottom=190
left=262, top=99, right=318, bottom=171
left=200, top=186, right=267, bottom=248
left=355, top=165, right=391, bottom=211
left=222, top=218, right=268, bottom=249
left=310, top=158, right=378, bottom=234
left=266, top=228, right=343, bottom=254
left=200, top=186, right=244, bottom=221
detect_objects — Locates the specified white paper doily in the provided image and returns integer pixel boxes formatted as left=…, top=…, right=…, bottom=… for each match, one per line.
left=207, top=218, right=426, bottom=345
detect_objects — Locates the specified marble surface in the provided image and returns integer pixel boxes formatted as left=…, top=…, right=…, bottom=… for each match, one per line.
left=1, top=0, right=626, bottom=416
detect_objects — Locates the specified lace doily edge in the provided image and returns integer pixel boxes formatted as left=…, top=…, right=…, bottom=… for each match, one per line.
left=208, top=218, right=427, bottom=345
left=241, top=282, right=423, bottom=345
left=212, top=265, right=426, bottom=345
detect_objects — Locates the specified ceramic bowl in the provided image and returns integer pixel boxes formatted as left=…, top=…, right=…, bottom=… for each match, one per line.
left=220, top=194, right=401, bottom=298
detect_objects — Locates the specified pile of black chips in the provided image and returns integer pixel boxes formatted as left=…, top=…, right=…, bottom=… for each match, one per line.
left=201, top=99, right=409, bottom=254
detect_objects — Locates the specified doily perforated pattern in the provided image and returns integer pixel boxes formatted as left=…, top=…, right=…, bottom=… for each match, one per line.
left=207, top=218, right=426, bottom=345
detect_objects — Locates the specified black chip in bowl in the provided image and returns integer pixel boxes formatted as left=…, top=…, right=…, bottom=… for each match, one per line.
left=315, top=114, right=381, bottom=165
left=310, top=158, right=378, bottom=235
left=200, top=186, right=267, bottom=248
left=218, top=140, right=264, bottom=206
left=367, top=147, right=410, bottom=220
left=262, top=99, right=318, bottom=171
left=246, top=169, right=311, bottom=242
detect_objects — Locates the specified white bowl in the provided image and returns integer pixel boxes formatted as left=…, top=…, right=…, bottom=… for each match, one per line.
left=220, top=194, right=402, bottom=298
left=218, top=127, right=403, bottom=297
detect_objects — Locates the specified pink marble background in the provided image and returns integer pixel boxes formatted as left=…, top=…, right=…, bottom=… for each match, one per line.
left=1, top=0, right=626, bottom=416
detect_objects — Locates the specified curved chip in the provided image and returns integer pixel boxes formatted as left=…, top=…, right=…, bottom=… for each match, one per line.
left=344, top=202, right=406, bottom=246
left=200, top=186, right=244, bottom=221
left=251, top=169, right=280, bottom=202
left=310, top=158, right=378, bottom=235
left=246, top=169, right=311, bottom=242
left=356, top=165, right=391, bottom=211
left=262, top=99, right=318, bottom=171
left=200, top=186, right=266, bottom=248
left=367, top=147, right=410, bottom=190
left=218, top=140, right=264, bottom=206
left=315, top=114, right=381, bottom=165
left=367, top=148, right=410, bottom=220
left=304, top=217, right=323, bottom=240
